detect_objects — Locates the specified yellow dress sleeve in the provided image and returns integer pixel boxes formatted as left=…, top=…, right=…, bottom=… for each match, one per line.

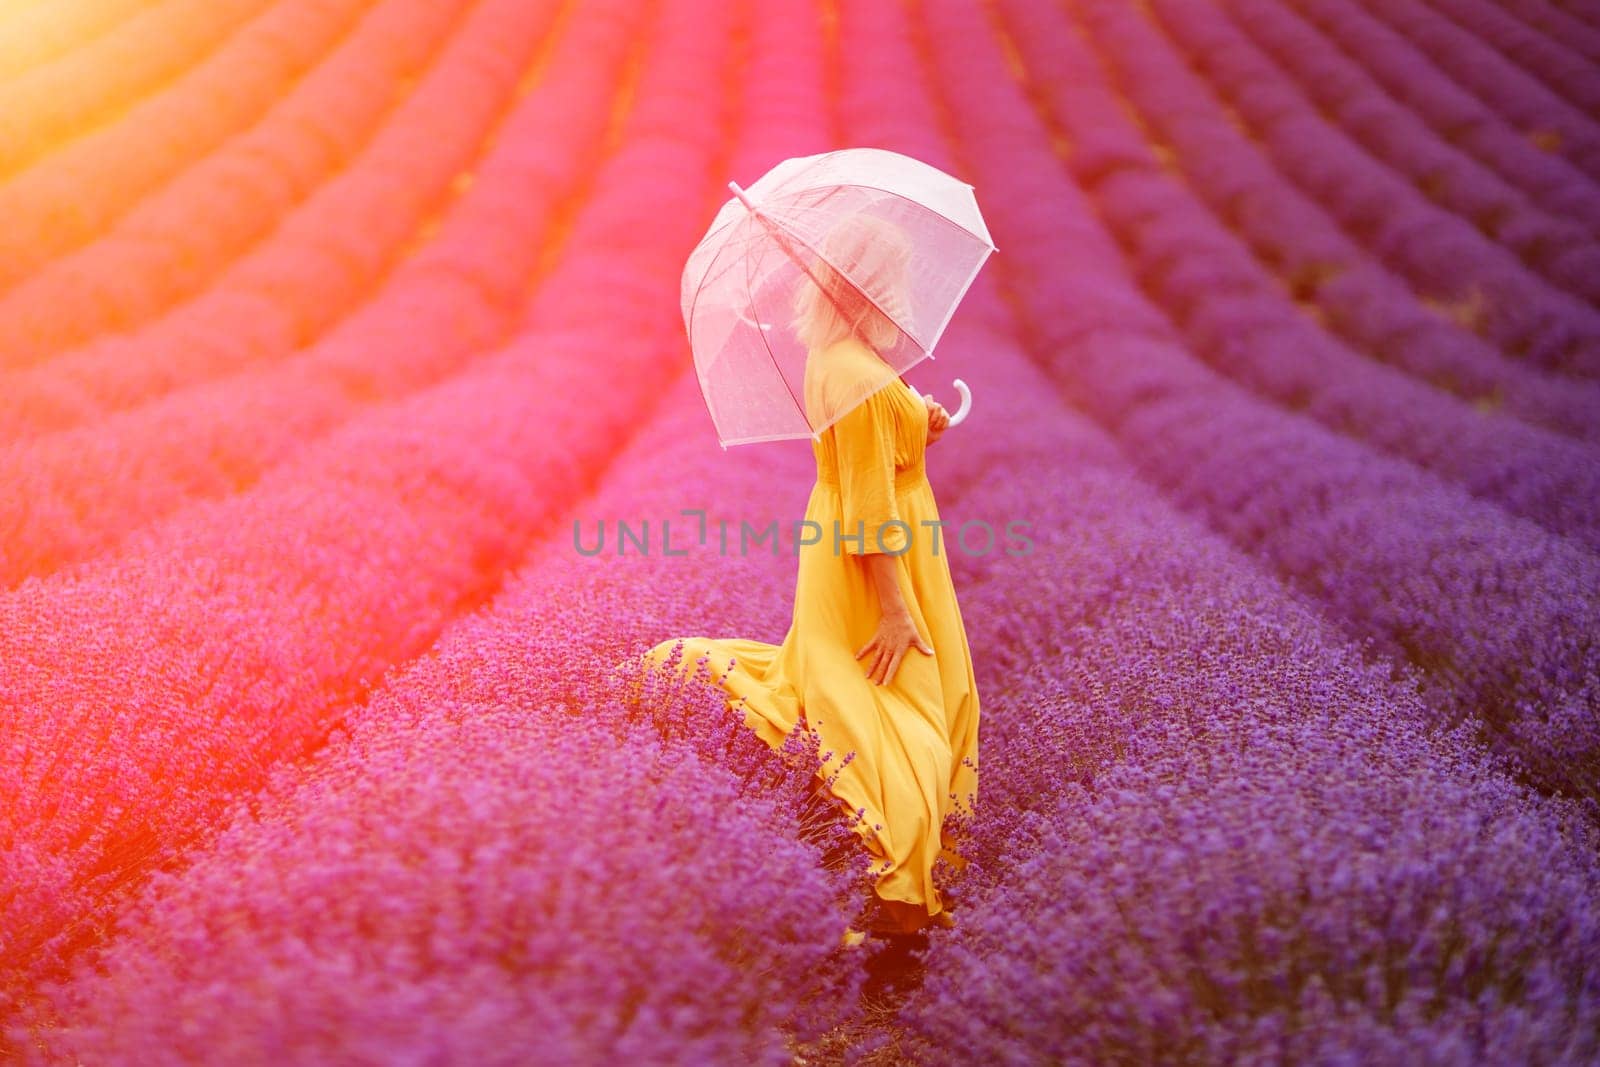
left=832, top=384, right=908, bottom=556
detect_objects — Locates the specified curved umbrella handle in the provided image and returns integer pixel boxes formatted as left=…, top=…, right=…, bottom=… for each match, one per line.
left=946, top=378, right=973, bottom=427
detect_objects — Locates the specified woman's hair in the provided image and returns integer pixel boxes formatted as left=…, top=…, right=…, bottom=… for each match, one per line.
left=790, top=213, right=914, bottom=354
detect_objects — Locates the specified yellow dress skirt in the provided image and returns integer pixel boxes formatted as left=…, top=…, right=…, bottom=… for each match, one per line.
left=640, top=337, right=981, bottom=935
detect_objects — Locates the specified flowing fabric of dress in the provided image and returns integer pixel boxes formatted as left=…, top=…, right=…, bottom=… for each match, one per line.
left=640, top=335, right=980, bottom=934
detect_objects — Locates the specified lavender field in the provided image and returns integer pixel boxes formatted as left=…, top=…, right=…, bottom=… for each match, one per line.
left=2, top=0, right=1599, bottom=1062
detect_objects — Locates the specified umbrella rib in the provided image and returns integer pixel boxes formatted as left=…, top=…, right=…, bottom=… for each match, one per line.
left=685, top=225, right=754, bottom=439
left=741, top=222, right=810, bottom=435
left=816, top=179, right=997, bottom=251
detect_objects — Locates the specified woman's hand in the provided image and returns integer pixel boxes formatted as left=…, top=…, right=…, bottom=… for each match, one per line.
left=855, top=552, right=932, bottom=686
left=923, top=394, right=950, bottom=445
left=855, top=608, right=934, bottom=686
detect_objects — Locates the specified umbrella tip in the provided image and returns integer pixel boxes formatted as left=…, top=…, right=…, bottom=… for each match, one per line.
left=727, top=180, right=756, bottom=213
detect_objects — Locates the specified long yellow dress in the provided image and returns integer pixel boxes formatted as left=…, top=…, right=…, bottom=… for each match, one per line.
left=641, top=336, right=981, bottom=935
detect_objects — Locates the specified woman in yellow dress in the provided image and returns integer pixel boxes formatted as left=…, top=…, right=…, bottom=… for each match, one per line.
left=640, top=217, right=980, bottom=939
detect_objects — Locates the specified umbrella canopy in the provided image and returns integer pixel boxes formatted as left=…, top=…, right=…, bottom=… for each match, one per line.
left=681, top=147, right=997, bottom=448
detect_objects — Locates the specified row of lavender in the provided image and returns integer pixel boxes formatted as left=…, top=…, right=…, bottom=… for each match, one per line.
left=0, top=0, right=276, bottom=177
left=0, top=0, right=151, bottom=80
left=0, top=0, right=617, bottom=587
left=0, top=0, right=724, bottom=1019
left=0, top=0, right=471, bottom=377
left=0, top=0, right=346, bottom=284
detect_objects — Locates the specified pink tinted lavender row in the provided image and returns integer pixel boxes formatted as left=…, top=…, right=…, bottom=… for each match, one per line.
left=1140, top=0, right=1600, bottom=379
left=0, top=0, right=274, bottom=177
left=0, top=0, right=350, bottom=286
left=0, top=0, right=641, bottom=587
left=0, top=0, right=739, bottom=1009
left=1422, top=0, right=1600, bottom=119
left=0, top=0, right=150, bottom=79
left=1222, top=0, right=1600, bottom=299
left=1100, top=170, right=1600, bottom=554
left=1496, top=0, right=1600, bottom=64
left=23, top=382, right=848, bottom=1061
left=0, top=0, right=472, bottom=375
left=990, top=0, right=1600, bottom=551
left=1564, top=4, right=1600, bottom=31
left=931, top=0, right=1600, bottom=799
left=1292, top=0, right=1600, bottom=234
left=998, top=0, right=1600, bottom=448
left=0, top=0, right=581, bottom=444
left=1348, top=0, right=1600, bottom=181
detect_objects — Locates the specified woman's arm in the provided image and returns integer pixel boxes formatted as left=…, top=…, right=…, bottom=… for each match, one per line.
left=830, top=378, right=932, bottom=684
left=855, top=552, right=933, bottom=685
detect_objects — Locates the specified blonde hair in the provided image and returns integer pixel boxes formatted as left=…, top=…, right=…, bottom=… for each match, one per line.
left=791, top=214, right=914, bottom=354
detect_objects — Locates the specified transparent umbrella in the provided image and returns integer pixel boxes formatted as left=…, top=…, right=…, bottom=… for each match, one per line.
left=681, top=147, right=997, bottom=449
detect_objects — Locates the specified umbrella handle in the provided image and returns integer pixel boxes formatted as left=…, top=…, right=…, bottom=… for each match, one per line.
left=947, top=378, right=972, bottom=427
